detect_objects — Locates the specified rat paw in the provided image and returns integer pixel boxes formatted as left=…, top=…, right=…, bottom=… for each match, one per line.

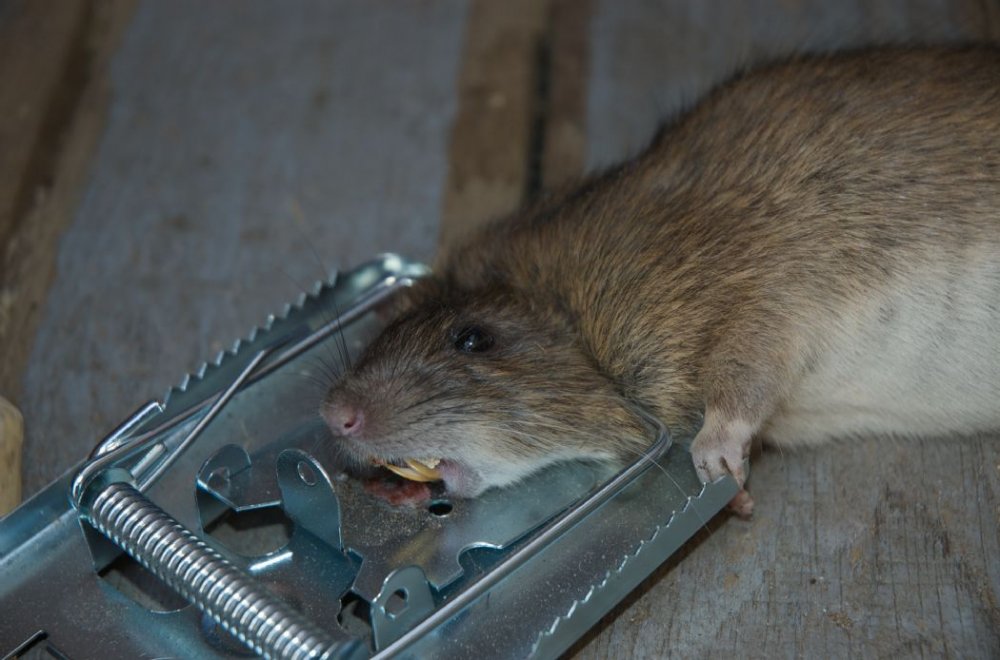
left=690, top=413, right=753, bottom=487
left=727, top=489, right=755, bottom=518
left=692, top=418, right=755, bottom=517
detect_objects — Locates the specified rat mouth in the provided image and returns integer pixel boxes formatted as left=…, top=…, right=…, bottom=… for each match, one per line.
left=373, top=457, right=443, bottom=483
left=359, top=453, right=483, bottom=500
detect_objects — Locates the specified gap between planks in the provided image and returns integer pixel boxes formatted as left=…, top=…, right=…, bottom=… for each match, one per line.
left=437, top=0, right=593, bottom=257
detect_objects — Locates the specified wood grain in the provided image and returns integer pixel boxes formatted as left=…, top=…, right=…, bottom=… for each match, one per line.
left=0, top=0, right=89, bottom=253
left=0, top=0, right=136, bottom=510
left=541, top=0, right=594, bottom=190
left=0, top=396, right=23, bottom=515
left=437, top=0, right=551, bottom=252
left=584, top=0, right=1000, bottom=169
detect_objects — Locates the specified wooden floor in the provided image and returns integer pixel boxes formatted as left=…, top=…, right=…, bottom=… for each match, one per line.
left=2, top=0, right=999, bottom=657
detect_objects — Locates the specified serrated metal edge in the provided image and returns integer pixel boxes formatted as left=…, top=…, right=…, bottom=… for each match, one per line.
left=529, top=479, right=731, bottom=658
left=162, top=279, right=329, bottom=406
left=531, top=504, right=683, bottom=649
left=137, top=254, right=429, bottom=434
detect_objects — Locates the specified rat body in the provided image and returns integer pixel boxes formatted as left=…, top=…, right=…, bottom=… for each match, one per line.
left=323, top=47, right=1000, bottom=514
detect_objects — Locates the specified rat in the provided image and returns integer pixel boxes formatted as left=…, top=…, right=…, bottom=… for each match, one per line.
left=321, top=47, right=1000, bottom=516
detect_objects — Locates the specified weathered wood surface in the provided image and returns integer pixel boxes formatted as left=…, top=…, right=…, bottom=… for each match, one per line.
left=0, top=396, right=22, bottom=515
left=585, top=0, right=1000, bottom=169
left=15, top=0, right=468, bottom=496
left=0, top=0, right=91, bottom=252
left=0, top=0, right=135, bottom=511
left=438, top=0, right=551, bottom=251
left=3, top=0, right=999, bottom=658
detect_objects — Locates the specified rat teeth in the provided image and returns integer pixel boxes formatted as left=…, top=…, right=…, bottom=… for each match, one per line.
left=406, top=458, right=442, bottom=479
left=383, top=458, right=442, bottom=482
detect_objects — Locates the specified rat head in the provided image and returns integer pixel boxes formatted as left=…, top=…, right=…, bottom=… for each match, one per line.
left=320, top=279, right=650, bottom=498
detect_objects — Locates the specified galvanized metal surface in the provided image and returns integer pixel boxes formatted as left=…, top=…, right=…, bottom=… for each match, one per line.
left=83, top=480, right=361, bottom=660
left=1, top=255, right=737, bottom=658
left=3, top=256, right=416, bottom=658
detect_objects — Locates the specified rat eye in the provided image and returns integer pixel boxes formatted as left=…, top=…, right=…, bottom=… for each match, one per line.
left=454, top=326, right=494, bottom=353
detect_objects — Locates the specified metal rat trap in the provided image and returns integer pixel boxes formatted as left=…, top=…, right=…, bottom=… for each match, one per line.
left=0, top=254, right=739, bottom=659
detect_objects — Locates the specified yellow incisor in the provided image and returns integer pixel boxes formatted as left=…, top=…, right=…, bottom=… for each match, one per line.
left=383, top=458, right=442, bottom=483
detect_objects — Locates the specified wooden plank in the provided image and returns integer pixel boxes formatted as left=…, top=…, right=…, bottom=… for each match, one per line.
left=585, top=0, right=1000, bottom=169
left=0, top=396, right=23, bottom=515
left=438, top=0, right=595, bottom=249
left=568, top=1, right=1000, bottom=657
left=0, top=0, right=137, bottom=510
left=0, top=0, right=89, bottom=250
left=437, top=0, right=551, bottom=253
left=540, top=0, right=594, bottom=190
left=17, top=0, right=469, bottom=497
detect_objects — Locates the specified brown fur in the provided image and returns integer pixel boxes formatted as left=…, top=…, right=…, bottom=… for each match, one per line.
left=324, top=47, right=1000, bottom=505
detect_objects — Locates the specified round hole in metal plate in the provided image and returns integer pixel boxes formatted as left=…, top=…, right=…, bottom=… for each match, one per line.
left=428, top=499, right=453, bottom=517
left=296, top=460, right=317, bottom=486
left=386, top=588, right=408, bottom=618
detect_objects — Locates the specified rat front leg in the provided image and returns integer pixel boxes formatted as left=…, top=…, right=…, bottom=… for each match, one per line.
left=689, top=341, right=798, bottom=517
left=690, top=409, right=757, bottom=517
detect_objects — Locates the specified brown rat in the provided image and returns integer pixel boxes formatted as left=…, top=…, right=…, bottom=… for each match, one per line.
left=322, top=47, right=1000, bottom=515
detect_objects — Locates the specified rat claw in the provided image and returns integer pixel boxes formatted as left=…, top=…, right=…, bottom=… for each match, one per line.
left=690, top=413, right=753, bottom=486
left=690, top=412, right=755, bottom=516
left=728, top=489, right=755, bottom=518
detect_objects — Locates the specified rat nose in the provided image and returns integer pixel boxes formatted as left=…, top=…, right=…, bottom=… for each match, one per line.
left=324, top=400, right=365, bottom=437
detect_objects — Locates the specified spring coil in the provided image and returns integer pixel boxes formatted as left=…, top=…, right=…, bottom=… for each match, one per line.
left=85, top=481, right=356, bottom=660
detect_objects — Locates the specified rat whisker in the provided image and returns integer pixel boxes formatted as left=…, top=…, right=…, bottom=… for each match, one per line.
left=278, top=265, right=350, bottom=380
left=287, top=202, right=357, bottom=375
